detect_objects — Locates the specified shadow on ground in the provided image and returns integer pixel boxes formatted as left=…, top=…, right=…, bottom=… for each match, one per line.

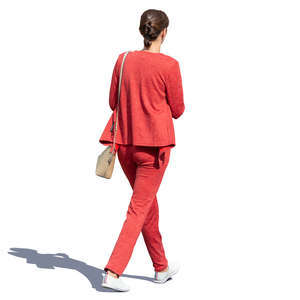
left=8, top=247, right=158, bottom=292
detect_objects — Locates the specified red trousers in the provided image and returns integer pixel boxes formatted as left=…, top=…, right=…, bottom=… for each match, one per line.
left=104, top=145, right=171, bottom=276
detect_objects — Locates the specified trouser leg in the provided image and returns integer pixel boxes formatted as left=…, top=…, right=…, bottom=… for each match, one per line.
left=104, top=146, right=170, bottom=276
left=142, top=195, right=168, bottom=272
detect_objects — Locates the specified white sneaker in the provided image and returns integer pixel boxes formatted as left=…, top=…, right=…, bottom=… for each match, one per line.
left=153, top=261, right=180, bottom=283
left=101, top=271, right=130, bottom=292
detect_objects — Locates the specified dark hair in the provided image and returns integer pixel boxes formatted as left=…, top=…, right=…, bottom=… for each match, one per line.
left=139, top=9, right=169, bottom=48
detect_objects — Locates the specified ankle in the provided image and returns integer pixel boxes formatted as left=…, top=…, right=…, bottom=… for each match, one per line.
left=107, top=269, right=119, bottom=278
left=159, top=266, right=169, bottom=273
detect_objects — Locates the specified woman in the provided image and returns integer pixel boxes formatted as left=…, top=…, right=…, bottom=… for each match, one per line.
left=99, top=9, right=185, bottom=292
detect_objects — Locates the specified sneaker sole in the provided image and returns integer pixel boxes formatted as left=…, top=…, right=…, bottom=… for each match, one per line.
left=101, top=282, right=129, bottom=292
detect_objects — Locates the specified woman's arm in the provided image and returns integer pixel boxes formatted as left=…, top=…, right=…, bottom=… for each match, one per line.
left=165, top=60, right=185, bottom=119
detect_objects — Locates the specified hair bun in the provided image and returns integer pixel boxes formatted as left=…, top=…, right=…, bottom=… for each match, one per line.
left=144, top=23, right=152, bottom=36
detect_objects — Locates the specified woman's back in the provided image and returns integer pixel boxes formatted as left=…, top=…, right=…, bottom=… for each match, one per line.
left=99, top=50, right=185, bottom=147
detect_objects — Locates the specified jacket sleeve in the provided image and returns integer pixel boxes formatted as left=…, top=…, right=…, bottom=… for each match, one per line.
left=165, top=60, right=185, bottom=119
left=109, top=55, right=121, bottom=111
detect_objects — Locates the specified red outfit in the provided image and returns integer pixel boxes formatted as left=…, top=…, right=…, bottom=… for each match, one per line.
left=99, top=50, right=185, bottom=276
left=104, top=145, right=171, bottom=275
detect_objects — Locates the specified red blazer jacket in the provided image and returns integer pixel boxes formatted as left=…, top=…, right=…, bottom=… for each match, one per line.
left=99, top=50, right=185, bottom=149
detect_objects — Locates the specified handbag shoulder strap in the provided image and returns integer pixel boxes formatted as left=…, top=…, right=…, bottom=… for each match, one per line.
left=112, top=50, right=131, bottom=153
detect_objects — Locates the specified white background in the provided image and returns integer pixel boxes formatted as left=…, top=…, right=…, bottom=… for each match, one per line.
left=1, top=0, right=299, bottom=299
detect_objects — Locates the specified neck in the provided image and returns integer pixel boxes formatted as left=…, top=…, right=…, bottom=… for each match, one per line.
left=142, top=41, right=162, bottom=53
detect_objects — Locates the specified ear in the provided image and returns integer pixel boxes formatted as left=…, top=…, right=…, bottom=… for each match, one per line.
left=161, top=28, right=167, bottom=40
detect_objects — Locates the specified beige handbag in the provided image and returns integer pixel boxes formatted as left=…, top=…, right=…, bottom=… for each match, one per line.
left=96, top=50, right=130, bottom=179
